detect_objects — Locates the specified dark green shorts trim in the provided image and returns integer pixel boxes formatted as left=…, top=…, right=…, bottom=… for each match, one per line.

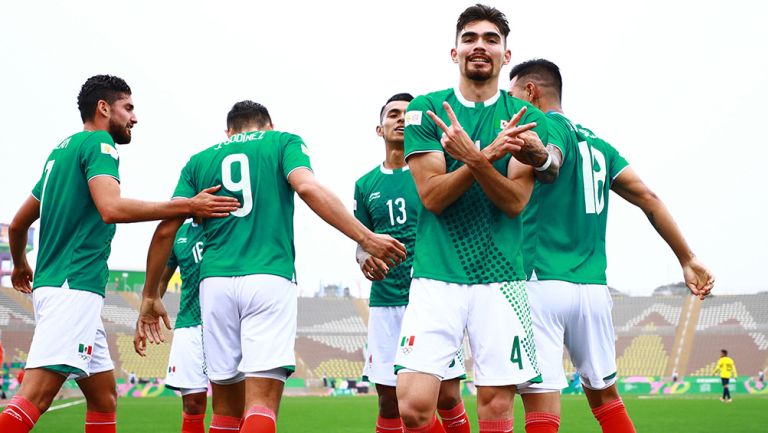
left=529, top=374, right=543, bottom=384
left=44, top=364, right=86, bottom=377
left=393, top=364, right=406, bottom=374
left=281, top=365, right=296, bottom=377
left=603, top=372, right=617, bottom=381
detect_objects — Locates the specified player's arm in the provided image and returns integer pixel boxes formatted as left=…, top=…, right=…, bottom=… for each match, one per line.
left=158, top=264, right=177, bottom=299
left=611, top=167, right=714, bottom=299
left=136, top=217, right=185, bottom=351
left=289, top=168, right=405, bottom=265
left=8, top=196, right=40, bottom=294
left=421, top=103, right=535, bottom=216
left=351, top=187, right=390, bottom=280
left=510, top=130, right=563, bottom=184
left=88, top=177, right=239, bottom=223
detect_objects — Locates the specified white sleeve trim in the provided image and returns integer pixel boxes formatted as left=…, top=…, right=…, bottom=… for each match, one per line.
left=405, top=149, right=443, bottom=160
left=612, top=165, right=630, bottom=181
left=87, top=174, right=120, bottom=184
left=171, top=196, right=191, bottom=200
left=30, top=193, right=41, bottom=201
left=286, top=166, right=313, bottom=178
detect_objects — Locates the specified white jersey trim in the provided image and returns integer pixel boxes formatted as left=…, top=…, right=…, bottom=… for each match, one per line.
left=286, top=165, right=313, bottom=179
left=612, top=165, right=630, bottom=181
left=404, top=149, right=442, bottom=161
left=87, top=174, right=120, bottom=184
left=453, top=87, right=501, bottom=108
left=379, top=163, right=410, bottom=175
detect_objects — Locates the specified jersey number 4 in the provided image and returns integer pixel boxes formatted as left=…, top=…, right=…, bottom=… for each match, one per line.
left=221, top=154, right=253, bottom=217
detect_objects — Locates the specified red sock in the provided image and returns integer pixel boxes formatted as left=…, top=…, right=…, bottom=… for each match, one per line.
left=240, top=405, right=276, bottom=433
left=85, top=411, right=116, bottom=433
left=0, top=395, right=41, bottom=433
left=479, top=418, right=514, bottom=433
left=209, top=414, right=241, bottom=433
left=377, top=416, right=404, bottom=433
left=438, top=401, right=470, bottom=433
left=182, top=412, right=206, bottom=433
left=405, top=415, right=446, bottom=433
left=525, top=412, right=559, bottom=433
left=591, top=399, right=636, bottom=433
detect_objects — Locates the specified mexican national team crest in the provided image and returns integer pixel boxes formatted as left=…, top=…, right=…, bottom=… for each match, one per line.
left=400, top=336, right=415, bottom=354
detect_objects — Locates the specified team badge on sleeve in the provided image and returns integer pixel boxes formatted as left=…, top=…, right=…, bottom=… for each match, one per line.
left=101, top=143, right=119, bottom=160
left=405, top=111, right=423, bottom=126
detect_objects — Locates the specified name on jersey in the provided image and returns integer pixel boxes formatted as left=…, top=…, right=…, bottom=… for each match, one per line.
left=405, top=111, right=422, bottom=126
left=101, top=143, right=119, bottom=160
left=368, top=192, right=381, bottom=201
left=214, top=131, right=266, bottom=149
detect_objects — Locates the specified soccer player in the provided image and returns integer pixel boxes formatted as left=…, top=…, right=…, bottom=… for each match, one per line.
left=355, top=93, right=469, bottom=433
left=134, top=220, right=207, bottom=433
left=713, top=349, right=737, bottom=402
left=135, top=100, right=406, bottom=433
left=0, top=75, right=239, bottom=433
left=395, top=5, right=556, bottom=433
left=508, top=59, right=715, bottom=433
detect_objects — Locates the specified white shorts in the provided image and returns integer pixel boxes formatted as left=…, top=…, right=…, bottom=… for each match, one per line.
left=364, top=305, right=465, bottom=386
left=518, top=280, right=617, bottom=393
left=200, top=275, right=297, bottom=384
left=26, top=286, right=114, bottom=380
left=394, top=278, right=540, bottom=386
left=165, top=325, right=208, bottom=391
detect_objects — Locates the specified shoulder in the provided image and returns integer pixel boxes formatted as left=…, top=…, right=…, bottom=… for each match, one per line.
left=355, top=165, right=382, bottom=189
left=408, top=89, right=452, bottom=111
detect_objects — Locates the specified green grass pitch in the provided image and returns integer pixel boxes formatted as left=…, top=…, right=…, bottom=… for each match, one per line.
left=30, top=394, right=767, bottom=432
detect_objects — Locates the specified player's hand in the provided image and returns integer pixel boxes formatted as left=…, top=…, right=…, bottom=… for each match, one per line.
left=137, top=297, right=172, bottom=345
left=133, top=323, right=148, bottom=357
left=360, top=232, right=406, bottom=268
left=189, top=185, right=241, bottom=219
left=682, top=257, right=715, bottom=300
left=359, top=255, right=390, bottom=281
left=427, top=102, right=484, bottom=165
left=11, top=262, right=33, bottom=294
left=482, top=108, right=536, bottom=162
left=509, top=130, right=549, bottom=167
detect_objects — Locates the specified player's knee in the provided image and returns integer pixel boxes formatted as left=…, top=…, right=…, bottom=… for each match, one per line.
left=183, top=394, right=207, bottom=415
left=436, top=389, right=461, bottom=411
left=397, top=396, right=434, bottom=427
left=86, top=387, right=117, bottom=413
left=377, top=394, right=400, bottom=419
left=477, top=389, right=513, bottom=419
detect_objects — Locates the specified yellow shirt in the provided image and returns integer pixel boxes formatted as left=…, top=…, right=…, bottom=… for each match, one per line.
left=715, top=357, right=737, bottom=379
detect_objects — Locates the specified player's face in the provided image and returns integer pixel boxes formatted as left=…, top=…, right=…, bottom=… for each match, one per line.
left=107, top=94, right=137, bottom=144
left=377, top=100, right=408, bottom=146
left=452, top=20, right=511, bottom=82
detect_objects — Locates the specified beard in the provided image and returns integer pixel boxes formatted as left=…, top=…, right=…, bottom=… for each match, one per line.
left=465, top=66, right=493, bottom=82
left=108, top=119, right=132, bottom=144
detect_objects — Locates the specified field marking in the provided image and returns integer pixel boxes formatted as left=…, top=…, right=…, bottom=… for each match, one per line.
left=48, top=399, right=86, bottom=412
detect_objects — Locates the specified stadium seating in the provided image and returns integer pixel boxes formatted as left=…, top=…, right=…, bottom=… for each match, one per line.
left=1, top=286, right=766, bottom=383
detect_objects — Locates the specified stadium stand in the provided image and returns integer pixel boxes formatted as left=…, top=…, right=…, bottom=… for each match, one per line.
left=1, top=286, right=767, bottom=383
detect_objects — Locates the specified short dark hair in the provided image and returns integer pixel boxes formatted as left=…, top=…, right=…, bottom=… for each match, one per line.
left=509, top=58, right=563, bottom=101
left=379, top=93, right=414, bottom=122
left=77, top=75, right=131, bottom=122
left=456, top=4, right=510, bottom=43
left=227, top=100, right=272, bottom=131
left=721, top=349, right=728, bottom=356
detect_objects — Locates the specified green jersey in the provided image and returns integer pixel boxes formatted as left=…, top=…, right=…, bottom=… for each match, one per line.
left=353, top=164, right=418, bottom=306
left=521, top=113, right=629, bottom=284
left=167, top=221, right=204, bottom=328
left=31, top=130, right=121, bottom=296
left=173, top=130, right=312, bottom=281
left=404, top=88, right=551, bottom=284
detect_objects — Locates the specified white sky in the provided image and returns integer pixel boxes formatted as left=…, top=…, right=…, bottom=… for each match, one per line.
left=1, top=0, right=766, bottom=297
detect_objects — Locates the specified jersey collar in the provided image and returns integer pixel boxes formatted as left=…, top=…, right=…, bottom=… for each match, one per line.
left=453, top=87, right=501, bottom=108
left=379, top=163, right=409, bottom=175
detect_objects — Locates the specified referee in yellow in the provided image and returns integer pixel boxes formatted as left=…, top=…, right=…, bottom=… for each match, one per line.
left=713, top=349, right=738, bottom=402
